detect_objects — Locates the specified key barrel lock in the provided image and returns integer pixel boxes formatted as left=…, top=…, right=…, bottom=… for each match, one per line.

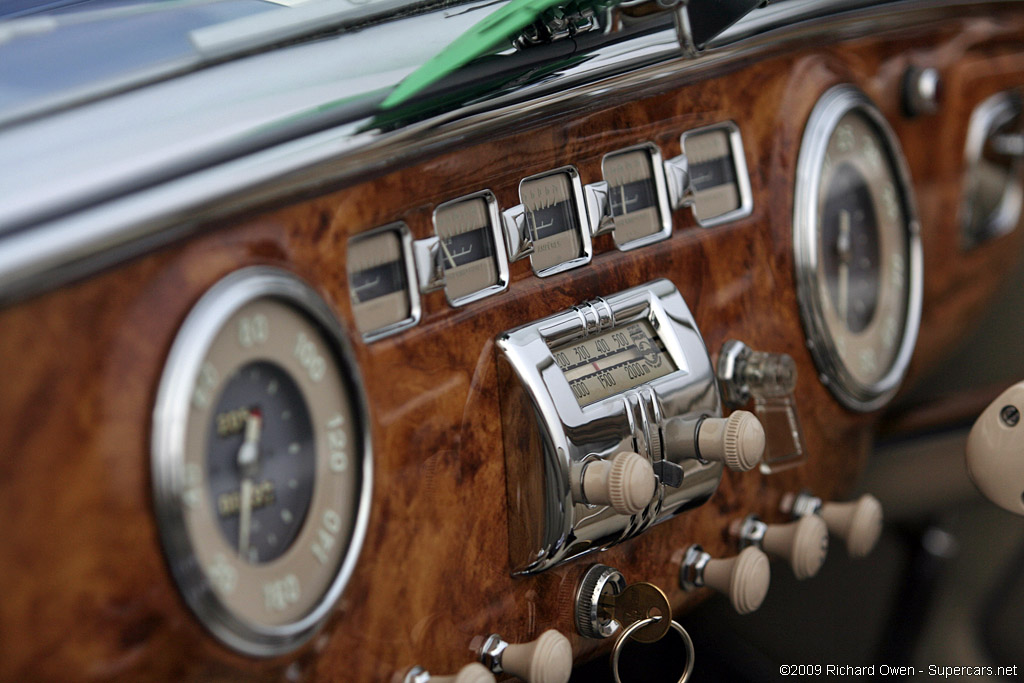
left=575, top=565, right=695, bottom=683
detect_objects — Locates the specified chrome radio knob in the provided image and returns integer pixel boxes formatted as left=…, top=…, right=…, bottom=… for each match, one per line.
left=665, top=410, right=766, bottom=472
left=580, top=451, right=656, bottom=515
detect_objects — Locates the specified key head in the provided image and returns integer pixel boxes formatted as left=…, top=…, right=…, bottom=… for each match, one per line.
left=607, top=582, right=672, bottom=643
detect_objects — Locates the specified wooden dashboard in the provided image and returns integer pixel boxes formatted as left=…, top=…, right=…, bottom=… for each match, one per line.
left=2, top=4, right=1024, bottom=681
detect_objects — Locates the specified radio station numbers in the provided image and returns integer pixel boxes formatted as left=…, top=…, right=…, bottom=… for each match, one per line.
left=551, top=320, right=677, bottom=407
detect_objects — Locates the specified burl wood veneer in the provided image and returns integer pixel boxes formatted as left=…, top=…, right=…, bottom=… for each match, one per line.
left=1, top=7, right=1024, bottom=682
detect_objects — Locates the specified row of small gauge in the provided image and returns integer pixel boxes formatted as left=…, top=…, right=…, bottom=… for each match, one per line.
left=345, top=121, right=754, bottom=342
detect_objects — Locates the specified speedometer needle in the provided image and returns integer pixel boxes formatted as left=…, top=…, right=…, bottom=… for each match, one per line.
left=237, top=410, right=262, bottom=562
left=837, top=209, right=852, bottom=328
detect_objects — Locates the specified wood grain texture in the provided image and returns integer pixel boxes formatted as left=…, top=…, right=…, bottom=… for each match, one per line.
left=2, top=8, right=1024, bottom=682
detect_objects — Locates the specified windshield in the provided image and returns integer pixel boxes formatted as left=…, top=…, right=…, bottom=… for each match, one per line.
left=0, top=0, right=442, bottom=126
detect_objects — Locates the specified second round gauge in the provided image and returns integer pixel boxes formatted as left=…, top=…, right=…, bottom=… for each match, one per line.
left=794, top=85, right=923, bottom=411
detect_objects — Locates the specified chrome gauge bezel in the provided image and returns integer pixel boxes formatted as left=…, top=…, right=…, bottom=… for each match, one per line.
left=431, top=190, right=510, bottom=307
left=679, top=121, right=754, bottom=228
left=793, top=85, right=924, bottom=411
left=517, top=166, right=594, bottom=277
left=348, top=222, right=422, bottom=343
left=151, top=267, right=372, bottom=656
left=601, top=142, right=674, bottom=251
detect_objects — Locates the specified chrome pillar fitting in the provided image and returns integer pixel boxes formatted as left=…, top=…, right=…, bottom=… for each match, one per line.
left=663, top=154, right=692, bottom=210
left=679, top=544, right=711, bottom=591
left=412, top=236, right=445, bottom=293
left=478, top=634, right=509, bottom=674
left=780, top=491, right=822, bottom=519
left=583, top=181, right=615, bottom=237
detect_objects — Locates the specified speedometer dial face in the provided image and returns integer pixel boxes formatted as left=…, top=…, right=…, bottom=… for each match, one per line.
left=795, top=86, right=923, bottom=411
left=153, top=268, right=371, bottom=656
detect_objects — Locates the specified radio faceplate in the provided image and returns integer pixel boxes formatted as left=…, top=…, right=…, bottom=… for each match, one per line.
left=497, top=279, right=722, bottom=574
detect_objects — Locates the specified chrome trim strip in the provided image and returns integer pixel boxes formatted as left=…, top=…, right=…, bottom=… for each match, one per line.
left=0, top=0, right=1012, bottom=307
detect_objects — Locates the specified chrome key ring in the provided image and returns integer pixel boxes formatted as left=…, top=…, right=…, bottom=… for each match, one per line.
left=611, top=617, right=695, bottom=683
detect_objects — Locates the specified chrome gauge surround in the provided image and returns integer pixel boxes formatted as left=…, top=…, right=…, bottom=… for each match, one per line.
left=601, top=143, right=674, bottom=251
left=431, top=190, right=510, bottom=307
left=679, top=121, right=754, bottom=228
left=507, top=166, right=594, bottom=277
left=794, top=85, right=924, bottom=411
left=347, top=222, right=421, bottom=343
left=152, top=267, right=372, bottom=656
left=497, top=279, right=722, bottom=574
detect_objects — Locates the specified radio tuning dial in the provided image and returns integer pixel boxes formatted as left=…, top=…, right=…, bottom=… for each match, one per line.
left=581, top=452, right=656, bottom=515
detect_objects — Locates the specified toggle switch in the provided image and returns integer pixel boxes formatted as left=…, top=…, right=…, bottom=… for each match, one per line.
left=478, top=629, right=573, bottom=683
left=782, top=492, right=883, bottom=558
left=664, top=410, right=766, bottom=472
left=404, top=663, right=496, bottom=683
left=679, top=545, right=770, bottom=614
left=966, top=380, right=1024, bottom=515
left=578, top=452, right=656, bottom=515
left=731, top=514, right=829, bottom=579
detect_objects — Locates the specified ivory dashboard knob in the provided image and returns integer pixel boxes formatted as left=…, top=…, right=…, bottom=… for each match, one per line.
left=680, top=545, right=770, bottom=615
left=481, top=629, right=572, bottom=683
left=431, top=664, right=496, bottom=683
left=966, top=381, right=1024, bottom=515
left=697, top=411, right=766, bottom=472
left=581, top=452, right=656, bottom=515
left=820, top=494, right=883, bottom=558
left=761, top=515, right=829, bottom=580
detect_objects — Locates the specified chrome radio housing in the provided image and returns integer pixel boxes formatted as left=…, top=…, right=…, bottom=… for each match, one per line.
left=496, top=279, right=722, bottom=574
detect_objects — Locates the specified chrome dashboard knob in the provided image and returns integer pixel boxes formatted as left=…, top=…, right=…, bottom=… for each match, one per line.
left=664, top=410, right=766, bottom=472
left=680, top=545, right=770, bottom=614
left=732, top=514, right=829, bottom=580
left=782, top=492, right=884, bottom=558
left=479, top=629, right=573, bottom=683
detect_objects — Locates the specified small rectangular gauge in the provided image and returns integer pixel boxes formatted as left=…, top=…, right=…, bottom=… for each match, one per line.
left=602, top=145, right=672, bottom=249
left=433, top=191, right=508, bottom=306
left=519, top=168, right=592, bottom=276
left=347, top=224, right=419, bottom=341
left=681, top=122, right=753, bottom=227
left=550, top=320, right=677, bottom=407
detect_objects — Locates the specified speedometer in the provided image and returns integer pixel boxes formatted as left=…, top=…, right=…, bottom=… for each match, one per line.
left=152, top=268, right=371, bottom=656
left=794, top=85, right=923, bottom=411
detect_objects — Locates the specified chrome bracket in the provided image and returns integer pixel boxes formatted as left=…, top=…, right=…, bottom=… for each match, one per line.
left=412, top=236, right=445, bottom=293
left=583, top=181, right=615, bottom=237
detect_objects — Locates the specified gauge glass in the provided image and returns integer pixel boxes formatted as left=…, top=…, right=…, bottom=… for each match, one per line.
left=603, top=147, right=668, bottom=246
left=817, top=111, right=908, bottom=386
left=520, top=170, right=588, bottom=274
left=794, top=86, right=922, bottom=410
left=347, top=225, right=418, bottom=339
left=153, top=269, right=370, bottom=655
left=433, top=192, right=508, bottom=305
left=551, top=320, right=676, bottom=407
left=684, top=128, right=741, bottom=220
